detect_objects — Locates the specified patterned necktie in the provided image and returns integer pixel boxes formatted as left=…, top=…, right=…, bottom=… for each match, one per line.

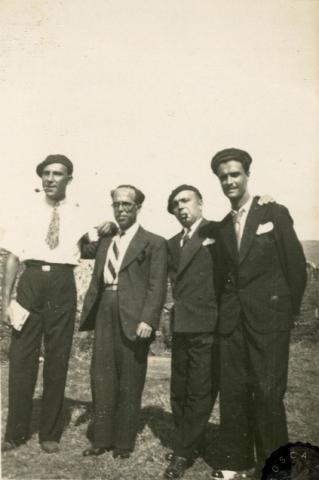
left=105, top=232, right=124, bottom=284
left=232, top=209, right=245, bottom=250
left=181, top=229, right=190, bottom=248
left=45, top=203, right=60, bottom=249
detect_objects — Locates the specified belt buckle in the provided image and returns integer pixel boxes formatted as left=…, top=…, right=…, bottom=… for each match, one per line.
left=42, top=265, right=51, bottom=272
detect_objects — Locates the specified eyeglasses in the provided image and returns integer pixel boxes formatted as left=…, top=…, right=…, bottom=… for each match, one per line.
left=111, top=201, right=136, bottom=211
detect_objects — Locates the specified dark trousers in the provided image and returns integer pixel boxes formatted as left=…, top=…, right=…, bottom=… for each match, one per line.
left=5, top=263, right=76, bottom=445
left=170, top=332, right=218, bottom=458
left=219, top=321, right=290, bottom=471
left=89, top=290, right=150, bottom=451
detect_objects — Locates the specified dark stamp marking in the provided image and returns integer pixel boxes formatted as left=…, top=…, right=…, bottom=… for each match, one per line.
left=261, top=442, right=319, bottom=480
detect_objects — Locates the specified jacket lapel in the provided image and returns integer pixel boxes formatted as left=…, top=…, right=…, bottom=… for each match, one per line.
left=177, top=218, right=207, bottom=276
left=119, top=226, right=149, bottom=271
left=220, top=213, right=238, bottom=264
left=238, top=197, right=265, bottom=264
left=168, top=232, right=182, bottom=270
left=95, top=236, right=113, bottom=282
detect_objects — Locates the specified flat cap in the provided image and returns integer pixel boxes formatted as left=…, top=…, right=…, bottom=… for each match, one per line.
left=211, top=148, right=252, bottom=174
left=167, top=184, right=202, bottom=214
left=36, top=154, right=73, bottom=177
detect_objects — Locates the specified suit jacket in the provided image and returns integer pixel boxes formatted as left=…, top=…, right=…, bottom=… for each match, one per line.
left=215, top=197, right=307, bottom=335
left=167, top=218, right=219, bottom=333
left=79, top=226, right=168, bottom=341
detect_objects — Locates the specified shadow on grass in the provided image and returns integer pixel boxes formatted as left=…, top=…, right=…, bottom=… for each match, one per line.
left=139, top=405, right=221, bottom=467
left=29, top=400, right=220, bottom=466
left=29, top=397, right=92, bottom=438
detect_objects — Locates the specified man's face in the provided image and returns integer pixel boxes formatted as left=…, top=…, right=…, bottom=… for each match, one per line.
left=171, top=190, right=203, bottom=228
left=112, top=187, right=140, bottom=231
left=41, top=163, right=72, bottom=201
left=217, top=160, right=249, bottom=202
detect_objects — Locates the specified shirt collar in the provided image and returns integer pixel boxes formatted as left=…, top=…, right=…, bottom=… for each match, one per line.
left=231, top=195, right=253, bottom=216
left=183, top=217, right=202, bottom=238
left=118, top=221, right=139, bottom=240
left=44, top=195, right=67, bottom=207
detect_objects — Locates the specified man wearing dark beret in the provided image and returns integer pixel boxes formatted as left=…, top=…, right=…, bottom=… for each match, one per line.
left=164, top=185, right=221, bottom=479
left=210, top=148, right=307, bottom=479
left=1, top=155, right=112, bottom=454
left=36, top=154, right=74, bottom=177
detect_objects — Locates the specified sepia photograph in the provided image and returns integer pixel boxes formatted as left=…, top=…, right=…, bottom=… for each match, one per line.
left=1, top=1, right=318, bottom=479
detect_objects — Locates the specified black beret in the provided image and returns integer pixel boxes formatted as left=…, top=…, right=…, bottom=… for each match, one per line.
left=211, top=148, right=252, bottom=175
left=36, top=154, right=73, bottom=177
left=167, top=184, right=202, bottom=214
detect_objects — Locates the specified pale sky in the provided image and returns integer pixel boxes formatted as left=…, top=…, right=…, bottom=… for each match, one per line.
left=1, top=0, right=318, bottom=240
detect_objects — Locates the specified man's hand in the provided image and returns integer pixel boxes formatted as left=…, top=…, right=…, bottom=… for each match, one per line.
left=258, top=194, right=275, bottom=205
left=96, top=221, right=117, bottom=237
left=136, top=322, right=153, bottom=339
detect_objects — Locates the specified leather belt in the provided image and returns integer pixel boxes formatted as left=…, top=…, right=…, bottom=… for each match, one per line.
left=104, top=284, right=118, bottom=291
left=25, top=260, right=75, bottom=272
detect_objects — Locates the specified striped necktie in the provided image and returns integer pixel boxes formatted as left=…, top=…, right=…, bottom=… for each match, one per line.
left=231, top=209, right=245, bottom=250
left=45, top=202, right=60, bottom=249
left=104, top=232, right=124, bottom=284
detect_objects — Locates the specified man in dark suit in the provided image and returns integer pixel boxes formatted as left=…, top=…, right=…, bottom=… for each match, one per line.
left=209, top=148, right=307, bottom=479
left=79, top=185, right=167, bottom=459
left=164, top=185, right=220, bottom=479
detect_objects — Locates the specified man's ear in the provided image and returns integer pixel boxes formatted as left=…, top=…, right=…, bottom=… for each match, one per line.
left=67, top=175, right=73, bottom=184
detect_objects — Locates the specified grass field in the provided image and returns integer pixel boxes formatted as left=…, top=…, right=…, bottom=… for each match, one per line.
left=1, top=254, right=318, bottom=479
left=1, top=333, right=319, bottom=480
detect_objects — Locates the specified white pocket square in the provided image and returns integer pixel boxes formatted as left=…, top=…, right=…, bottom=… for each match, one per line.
left=202, top=237, right=215, bottom=246
left=256, top=222, right=274, bottom=235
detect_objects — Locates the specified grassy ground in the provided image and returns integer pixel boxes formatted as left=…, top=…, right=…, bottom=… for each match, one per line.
left=1, top=335, right=319, bottom=480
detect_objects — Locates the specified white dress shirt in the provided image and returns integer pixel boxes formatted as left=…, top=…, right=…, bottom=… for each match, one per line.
left=103, top=222, right=140, bottom=285
left=0, top=193, right=95, bottom=265
left=180, top=217, right=203, bottom=247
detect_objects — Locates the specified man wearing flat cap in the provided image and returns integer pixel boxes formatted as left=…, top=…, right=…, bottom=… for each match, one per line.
left=209, top=148, right=307, bottom=479
left=164, top=185, right=221, bottom=479
left=1, top=154, right=111, bottom=454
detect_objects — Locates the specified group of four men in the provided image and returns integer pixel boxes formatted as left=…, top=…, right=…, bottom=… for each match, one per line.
left=1, top=149, right=307, bottom=480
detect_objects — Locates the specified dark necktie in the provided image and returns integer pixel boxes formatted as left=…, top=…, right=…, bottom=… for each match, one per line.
left=45, top=203, right=60, bottom=249
left=181, top=229, right=190, bottom=248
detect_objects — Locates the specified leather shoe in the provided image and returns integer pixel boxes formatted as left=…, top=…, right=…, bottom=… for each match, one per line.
left=40, top=441, right=59, bottom=453
left=165, top=451, right=175, bottom=462
left=113, top=449, right=131, bottom=459
left=1, top=441, right=17, bottom=453
left=211, top=468, right=256, bottom=480
left=164, top=456, right=189, bottom=479
left=211, top=469, right=226, bottom=479
left=233, top=468, right=256, bottom=479
left=82, top=446, right=107, bottom=457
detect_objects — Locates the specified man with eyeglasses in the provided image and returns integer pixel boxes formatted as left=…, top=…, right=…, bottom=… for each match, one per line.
left=79, top=184, right=167, bottom=459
